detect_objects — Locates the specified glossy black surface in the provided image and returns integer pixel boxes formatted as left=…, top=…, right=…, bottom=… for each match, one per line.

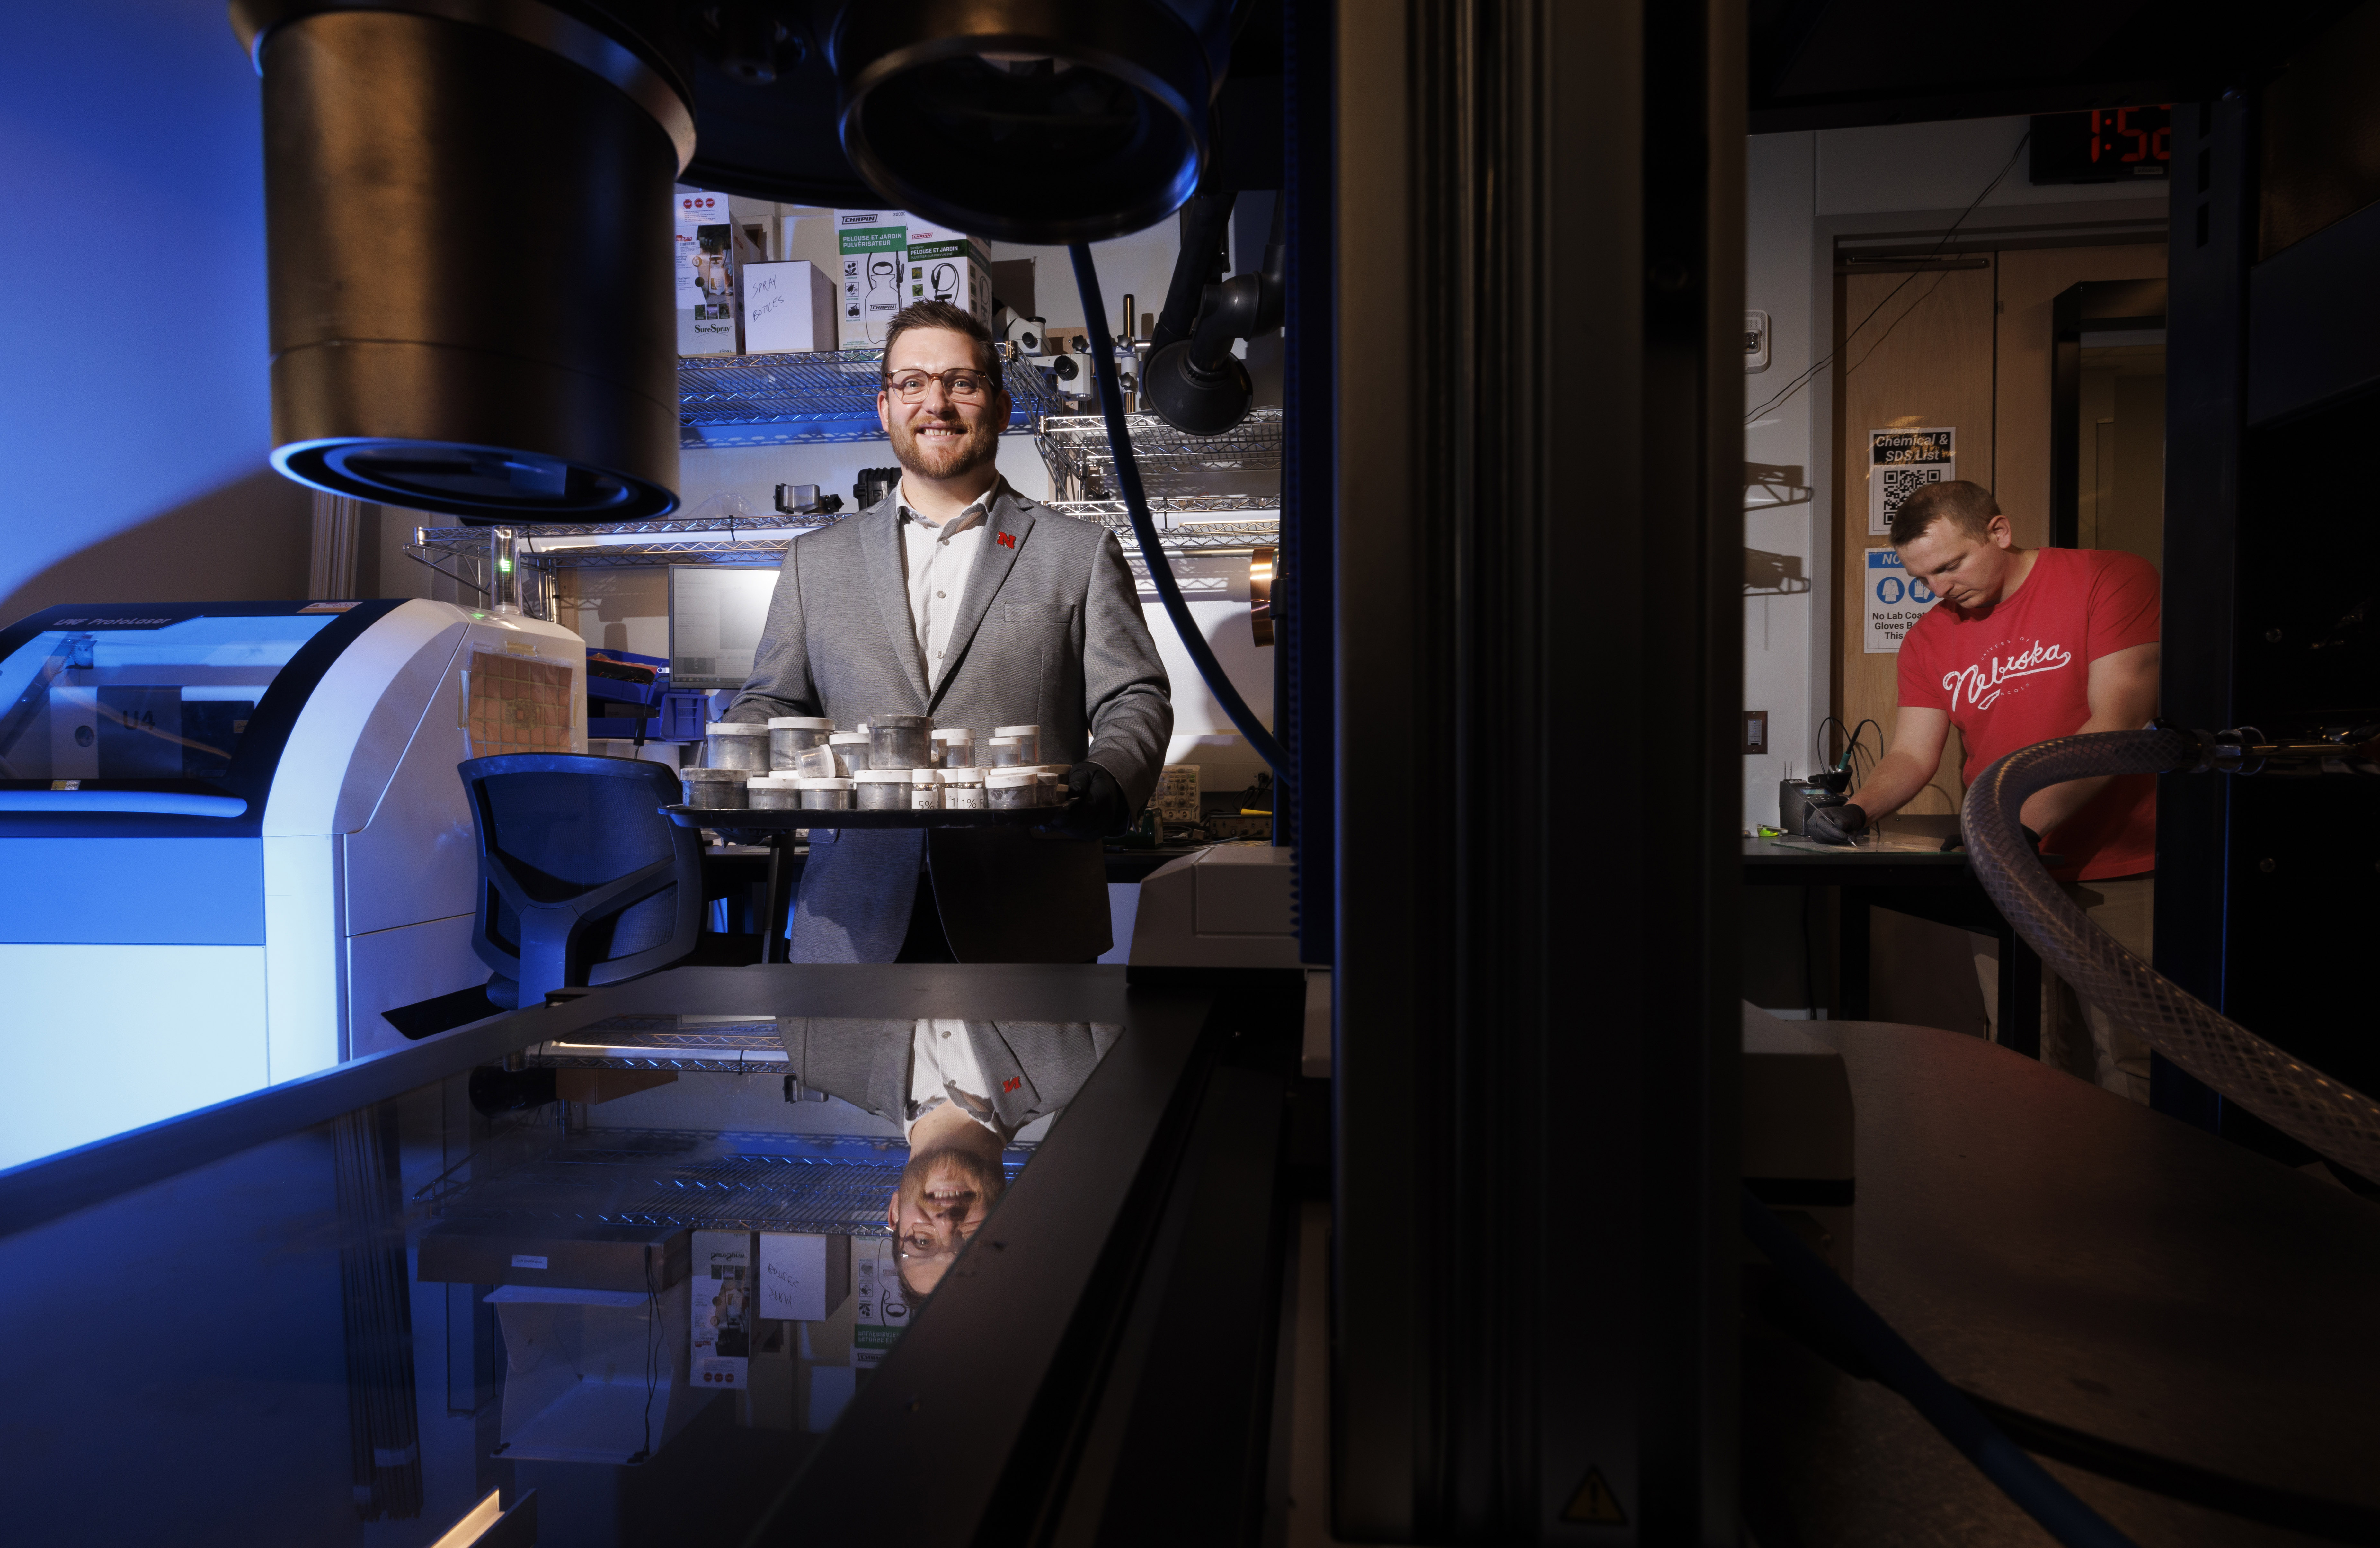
left=1750, top=1020, right=2380, bottom=1543
left=0, top=965, right=1221, bottom=1548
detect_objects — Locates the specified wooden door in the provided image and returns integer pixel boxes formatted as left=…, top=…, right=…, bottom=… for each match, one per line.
left=1994, top=245, right=2169, bottom=549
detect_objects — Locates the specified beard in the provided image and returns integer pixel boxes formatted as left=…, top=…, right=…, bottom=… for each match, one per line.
left=896, top=1144, right=1007, bottom=1220
left=887, top=404, right=1003, bottom=482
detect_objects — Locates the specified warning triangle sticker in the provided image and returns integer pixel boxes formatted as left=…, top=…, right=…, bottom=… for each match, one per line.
left=1561, top=1466, right=1627, bottom=1525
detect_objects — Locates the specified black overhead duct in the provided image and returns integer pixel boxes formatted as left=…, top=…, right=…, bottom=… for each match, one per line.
left=824, top=0, right=1240, bottom=243
left=230, top=1, right=694, bottom=522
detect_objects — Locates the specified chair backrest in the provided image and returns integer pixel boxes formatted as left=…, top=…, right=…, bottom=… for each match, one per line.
left=458, top=753, right=703, bottom=1009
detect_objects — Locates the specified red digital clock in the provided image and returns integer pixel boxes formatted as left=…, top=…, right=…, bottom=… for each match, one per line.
left=2029, top=106, right=2173, bottom=184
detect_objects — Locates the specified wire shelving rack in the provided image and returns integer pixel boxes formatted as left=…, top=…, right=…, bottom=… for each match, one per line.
left=678, top=348, right=1068, bottom=448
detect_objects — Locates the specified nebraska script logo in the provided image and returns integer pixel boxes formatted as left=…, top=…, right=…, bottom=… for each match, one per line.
left=1944, top=640, right=2073, bottom=712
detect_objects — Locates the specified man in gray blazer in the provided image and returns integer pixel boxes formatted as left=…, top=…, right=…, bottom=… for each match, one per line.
left=725, top=300, right=1172, bottom=963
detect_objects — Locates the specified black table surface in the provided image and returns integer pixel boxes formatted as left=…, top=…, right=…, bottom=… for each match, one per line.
left=703, top=843, right=1210, bottom=888
left=1749, top=1020, right=2380, bottom=1543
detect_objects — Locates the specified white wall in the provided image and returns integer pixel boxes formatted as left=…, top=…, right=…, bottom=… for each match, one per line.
left=0, top=3, right=311, bottom=622
left=1743, top=131, right=1822, bottom=830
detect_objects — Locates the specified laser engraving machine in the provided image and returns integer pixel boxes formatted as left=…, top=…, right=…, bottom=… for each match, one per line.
left=0, top=598, right=585, bottom=1167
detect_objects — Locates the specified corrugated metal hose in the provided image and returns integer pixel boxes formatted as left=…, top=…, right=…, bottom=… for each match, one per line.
left=1960, top=727, right=2380, bottom=1181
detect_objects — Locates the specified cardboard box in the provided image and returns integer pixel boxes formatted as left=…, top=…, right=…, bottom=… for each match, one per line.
left=690, top=1229, right=754, bottom=1389
left=837, top=209, right=994, bottom=348
left=836, top=209, right=910, bottom=348
left=486, top=1283, right=710, bottom=1463
left=850, top=1237, right=911, bottom=1370
left=756, top=1231, right=852, bottom=1322
left=903, top=221, right=996, bottom=336
left=742, top=260, right=838, bottom=354
left=677, top=187, right=760, bottom=356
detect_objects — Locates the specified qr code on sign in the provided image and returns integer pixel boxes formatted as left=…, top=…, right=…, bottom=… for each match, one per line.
left=1878, top=466, right=1943, bottom=525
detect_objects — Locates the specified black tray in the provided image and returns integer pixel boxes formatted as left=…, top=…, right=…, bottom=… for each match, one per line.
left=662, top=804, right=1047, bottom=830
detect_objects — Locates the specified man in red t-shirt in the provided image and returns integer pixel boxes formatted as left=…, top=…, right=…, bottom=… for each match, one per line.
left=1806, top=480, right=2160, bottom=1099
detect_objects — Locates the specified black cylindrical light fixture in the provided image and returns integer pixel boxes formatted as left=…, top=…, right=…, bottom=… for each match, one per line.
left=827, top=0, right=1235, bottom=244
left=232, top=1, right=695, bottom=522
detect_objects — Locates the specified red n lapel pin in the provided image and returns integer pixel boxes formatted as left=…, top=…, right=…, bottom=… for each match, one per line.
left=996, top=531, right=1016, bottom=548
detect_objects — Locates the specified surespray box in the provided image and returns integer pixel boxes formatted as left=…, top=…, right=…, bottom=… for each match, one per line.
left=676, top=187, right=759, bottom=356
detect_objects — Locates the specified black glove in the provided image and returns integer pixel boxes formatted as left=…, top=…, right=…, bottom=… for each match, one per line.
left=1801, top=801, right=1867, bottom=845
left=1940, top=820, right=2042, bottom=852
left=1034, top=760, right=1132, bottom=841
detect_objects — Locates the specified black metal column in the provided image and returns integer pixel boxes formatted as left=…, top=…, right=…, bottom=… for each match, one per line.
left=1330, top=1, right=1744, bottom=1540
left=2154, top=94, right=2255, bottom=1126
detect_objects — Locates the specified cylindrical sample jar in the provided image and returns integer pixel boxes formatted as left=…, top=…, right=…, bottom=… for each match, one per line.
left=1034, top=767, right=1065, bottom=806
left=985, top=770, right=1039, bottom=809
left=747, top=774, right=802, bottom=810
left=994, top=724, right=1041, bottom=764
left=869, top=713, right=932, bottom=771
left=767, top=716, right=835, bottom=769
left=942, top=769, right=987, bottom=810
left=680, top=767, right=749, bottom=809
left=986, top=735, right=1028, bottom=767
left=909, top=768, right=943, bottom=809
left=829, top=732, right=872, bottom=776
left=705, top=722, right=771, bottom=772
left=931, top=728, right=975, bottom=768
left=796, top=777, right=856, bottom=810
left=856, top=769, right=912, bottom=810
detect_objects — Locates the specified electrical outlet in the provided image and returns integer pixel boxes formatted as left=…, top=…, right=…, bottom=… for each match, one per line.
left=1742, top=711, right=1769, bottom=755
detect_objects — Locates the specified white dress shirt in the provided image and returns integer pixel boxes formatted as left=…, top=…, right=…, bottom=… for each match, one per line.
left=897, top=478, right=999, bottom=687
left=905, top=1017, right=1013, bottom=1141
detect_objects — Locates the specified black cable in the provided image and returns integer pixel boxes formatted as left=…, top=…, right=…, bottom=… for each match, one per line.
left=1068, top=243, right=1286, bottom=773
left=1742, top=1187, right=2138, bottom=1548
left=1816, top=714, right=1850, bottom=774
left=1746, top=133, right=2030, bottom=426
left=638, top=1243, right=661, bottom=1463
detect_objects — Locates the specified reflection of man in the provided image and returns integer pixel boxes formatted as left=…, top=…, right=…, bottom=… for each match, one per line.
left=1809, top=481, right=2160, bottom=1098
left=777, top=1017, right=1122, bottom=1297
left=724, top=300, right=1171, bottom=962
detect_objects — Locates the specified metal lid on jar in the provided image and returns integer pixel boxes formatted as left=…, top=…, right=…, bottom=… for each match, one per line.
left=706, top=722, right=769, bottom=735
left=767, top=716, right=835, bottom=729
left=680, top=767, right=749, bottom=782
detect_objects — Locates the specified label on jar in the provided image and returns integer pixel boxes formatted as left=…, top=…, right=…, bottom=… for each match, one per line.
left=945, top=787, right=987, bottom=810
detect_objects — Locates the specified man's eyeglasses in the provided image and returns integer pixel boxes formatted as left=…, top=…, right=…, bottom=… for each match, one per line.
left=884, top=369, right=998, bottom=403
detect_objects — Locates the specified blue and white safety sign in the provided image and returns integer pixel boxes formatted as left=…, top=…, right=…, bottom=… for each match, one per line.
left=1864, top=548, right=1936, bottom=654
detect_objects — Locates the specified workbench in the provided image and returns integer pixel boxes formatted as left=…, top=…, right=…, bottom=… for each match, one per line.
left=1742, top=827, right=2052, bottom=1057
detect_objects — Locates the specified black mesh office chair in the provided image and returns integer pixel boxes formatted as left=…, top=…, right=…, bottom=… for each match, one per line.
left=459, top=754, right=705, bottom=1009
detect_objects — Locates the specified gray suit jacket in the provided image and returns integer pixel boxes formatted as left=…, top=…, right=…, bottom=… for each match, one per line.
left=781, top=1018, right=1124, bottom=1134
left=725, top=484, right=1172, bottom=962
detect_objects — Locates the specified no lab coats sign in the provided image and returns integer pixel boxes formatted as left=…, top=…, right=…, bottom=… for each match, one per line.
left=1864, top=548, right=1936, bottom=654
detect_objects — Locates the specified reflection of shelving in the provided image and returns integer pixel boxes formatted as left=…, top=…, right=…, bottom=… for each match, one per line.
left=424, top=1127, right=1030, bottom=1237
left=678, top=349, right=1066, bottom=448
left=1036, top=409, right=1283, bottom=500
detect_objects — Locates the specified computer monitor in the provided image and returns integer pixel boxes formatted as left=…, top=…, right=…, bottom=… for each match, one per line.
left=667, top=566, right=781, bottom=691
